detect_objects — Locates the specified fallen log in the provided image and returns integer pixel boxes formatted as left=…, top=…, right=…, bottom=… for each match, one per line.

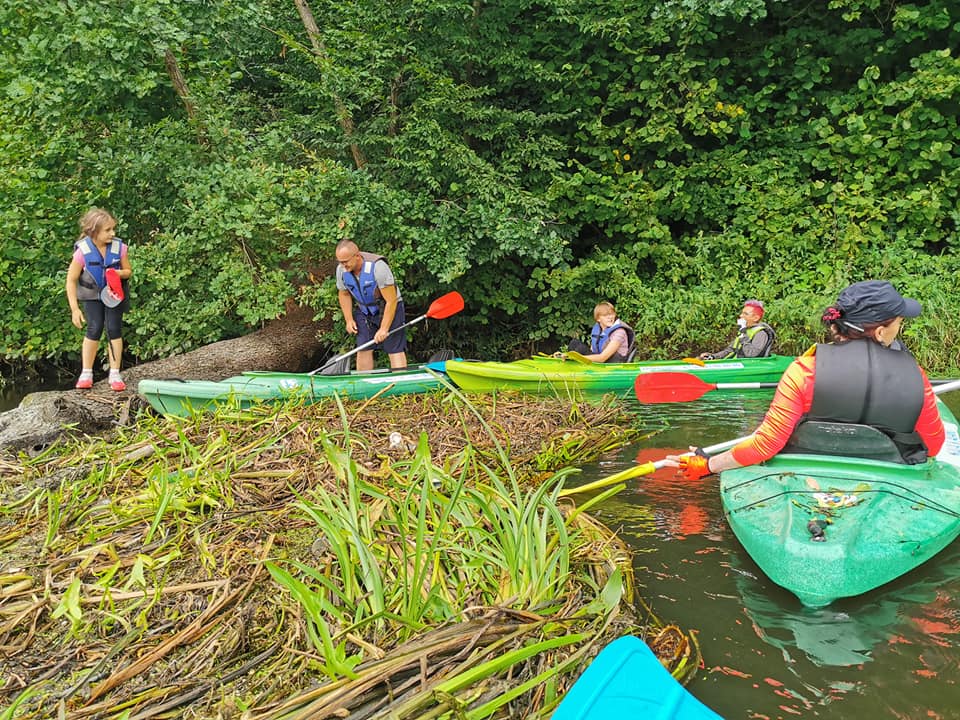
left=0, top=304, right=327, bottom=455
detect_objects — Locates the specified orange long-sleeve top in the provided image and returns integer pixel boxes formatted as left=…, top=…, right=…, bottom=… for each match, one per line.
left=730, top=353, right=945, bottom=466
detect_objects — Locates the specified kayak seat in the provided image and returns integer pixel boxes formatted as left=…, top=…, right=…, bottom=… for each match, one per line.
left=427, top=348, right=456, bottom=363
left=783, top=421, right=905, bottom=464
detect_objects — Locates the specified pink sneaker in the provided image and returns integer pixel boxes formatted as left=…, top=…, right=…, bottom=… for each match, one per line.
left=110, top=378, right=126, bottom=392
left=75, top=376, right=93, bottom=390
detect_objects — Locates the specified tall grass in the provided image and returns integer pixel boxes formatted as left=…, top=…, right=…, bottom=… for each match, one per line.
left=268, top=432, right=582, bottom=658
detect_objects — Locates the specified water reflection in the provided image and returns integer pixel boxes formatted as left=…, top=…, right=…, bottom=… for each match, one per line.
left=626, top=446, right=725, bottom=542
left=731, top=540, right=960, bottom=669
left=573, top=389, right=960, bottom=719
left=730, top=550, right=916, bottom=667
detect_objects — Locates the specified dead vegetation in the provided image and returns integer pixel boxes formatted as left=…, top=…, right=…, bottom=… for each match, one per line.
left=0, top=392, right=700, bottom=719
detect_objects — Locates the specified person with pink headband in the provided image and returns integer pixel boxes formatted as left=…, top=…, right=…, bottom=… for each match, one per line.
left=698, top=299, right=775, bottom=361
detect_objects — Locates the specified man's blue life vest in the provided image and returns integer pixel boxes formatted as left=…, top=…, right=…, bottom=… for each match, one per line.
left=342, top=252, right=386, bottom=316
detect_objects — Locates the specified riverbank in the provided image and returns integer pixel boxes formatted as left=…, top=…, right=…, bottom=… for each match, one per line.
left=0, top=391, right=700, bottom=719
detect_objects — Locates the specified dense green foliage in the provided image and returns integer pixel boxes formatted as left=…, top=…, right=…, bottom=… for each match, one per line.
left=2, top=0, right=959, bottom=372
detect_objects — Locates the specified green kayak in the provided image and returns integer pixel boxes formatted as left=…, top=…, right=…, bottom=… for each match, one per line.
left=138, top=365, right=447, bottom=417
left=444, top=354, right=794, bottom=395
left=720, top=398, right=960, bottom=607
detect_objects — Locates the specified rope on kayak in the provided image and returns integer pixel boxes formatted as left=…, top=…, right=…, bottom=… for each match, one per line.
left=724, top=472, right=960, bottom=519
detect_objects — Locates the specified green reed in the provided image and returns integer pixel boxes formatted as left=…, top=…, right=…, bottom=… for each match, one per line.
left=0, top=390, right=691, bottom=720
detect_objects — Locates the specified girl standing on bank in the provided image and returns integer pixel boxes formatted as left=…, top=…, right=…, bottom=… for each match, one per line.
left=65, top=208, right=132, bottom=391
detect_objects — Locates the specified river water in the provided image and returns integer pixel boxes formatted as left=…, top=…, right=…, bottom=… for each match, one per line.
left=0, top=376, right=70, bottom=412
left=576, top=390, right=960, bottom=720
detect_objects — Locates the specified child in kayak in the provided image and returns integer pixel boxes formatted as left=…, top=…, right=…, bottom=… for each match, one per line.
left=567, top=302, right=636, bottom=363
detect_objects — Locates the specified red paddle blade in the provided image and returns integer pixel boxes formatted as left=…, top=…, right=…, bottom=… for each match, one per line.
left=634, top=372, right=717, bottom=404
left=426, top=291, right=464, bottom=320
left=105, top=268, right=124, bottom=300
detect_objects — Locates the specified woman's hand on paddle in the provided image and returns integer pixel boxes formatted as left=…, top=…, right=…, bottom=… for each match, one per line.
left=678, top=455, right=711, bottom=480
left=664, top=447, right=712, bottom=481
left=71, top=307, right=85, bottom=329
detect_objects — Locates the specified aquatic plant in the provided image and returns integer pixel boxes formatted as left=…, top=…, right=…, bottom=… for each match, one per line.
left=0, top=392, right=697, bottom=718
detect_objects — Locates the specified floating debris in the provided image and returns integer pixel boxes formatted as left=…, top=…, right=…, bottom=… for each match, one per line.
left=807, top=518, right=828, bottom=542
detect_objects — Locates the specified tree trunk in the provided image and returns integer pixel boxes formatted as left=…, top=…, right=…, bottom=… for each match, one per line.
left=293, top=0, right=368, bottom=170
left=163, top=48, right=207, bottom=146
left=0, top=305, right=328, bottom=455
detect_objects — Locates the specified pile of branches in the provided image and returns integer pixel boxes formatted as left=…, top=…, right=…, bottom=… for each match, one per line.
left=0, top=393, right=698, bottom=719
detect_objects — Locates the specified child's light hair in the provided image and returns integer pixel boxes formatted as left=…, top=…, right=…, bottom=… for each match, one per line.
left=77, top=208, right=116, bottom=241
left=593, top=301, right=617, bottom=321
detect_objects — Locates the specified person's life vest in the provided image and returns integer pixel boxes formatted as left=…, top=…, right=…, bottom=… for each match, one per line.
left=728, top=321, right=776, bottom=357
left=783, top=339, right=928, bottom=464
left=341, top=252, right=387, bottom=316
left=590, top=320, right=636, bottom=363
left=75, top=237, right=124, bottom=302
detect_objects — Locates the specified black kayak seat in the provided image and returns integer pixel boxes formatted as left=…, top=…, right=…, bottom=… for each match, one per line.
left=783, top=421, right=905, bottom=464
left=427, top=348, right=456, bottom=363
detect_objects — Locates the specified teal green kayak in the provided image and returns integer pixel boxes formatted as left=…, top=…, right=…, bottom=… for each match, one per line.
left=138, top=365, right=447, bottom=417
left=720, top=399, right=960, bottom=607
left=444, top=354, right=794, bottom=395
left=552, top=636, right=722, bottom=719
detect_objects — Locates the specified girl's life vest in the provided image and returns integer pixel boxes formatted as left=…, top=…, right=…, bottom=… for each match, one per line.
left=590, top=320, right=636, bottom=363
left=75, top=237, right=125, bottom=302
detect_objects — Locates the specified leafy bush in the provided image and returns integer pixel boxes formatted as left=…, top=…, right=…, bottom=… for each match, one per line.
left=2, top=0, right=959, bottom=372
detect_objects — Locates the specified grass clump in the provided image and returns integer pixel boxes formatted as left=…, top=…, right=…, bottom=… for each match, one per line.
left=0, top=392, right=698, bottom=719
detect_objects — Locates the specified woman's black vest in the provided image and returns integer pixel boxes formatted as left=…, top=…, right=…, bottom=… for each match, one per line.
left=783, top=340, right=928, bottom=464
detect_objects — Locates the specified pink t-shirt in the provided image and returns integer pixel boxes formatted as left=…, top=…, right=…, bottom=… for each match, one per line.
left=606, top=327, right=629, bottom=354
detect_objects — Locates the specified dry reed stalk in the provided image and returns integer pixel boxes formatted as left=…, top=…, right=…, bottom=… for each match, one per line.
left=0, top=393, right=693, bottom=719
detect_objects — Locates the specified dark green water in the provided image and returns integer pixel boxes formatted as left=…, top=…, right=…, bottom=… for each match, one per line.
left=574, top=390, right=960, bottom=720
left=1, top=376, right=70, bottom=412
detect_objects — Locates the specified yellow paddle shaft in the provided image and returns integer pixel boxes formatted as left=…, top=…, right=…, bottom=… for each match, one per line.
left=559, top=433, right=755, bottom=497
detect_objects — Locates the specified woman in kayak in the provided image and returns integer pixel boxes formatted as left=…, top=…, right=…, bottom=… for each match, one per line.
left=567, top=302, right=636, bottom=363
left=668, top=280, right=945, bottom=478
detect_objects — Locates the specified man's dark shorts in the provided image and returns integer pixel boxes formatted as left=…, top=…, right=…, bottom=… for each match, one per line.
left=355, top=301, right=407, bottom=353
